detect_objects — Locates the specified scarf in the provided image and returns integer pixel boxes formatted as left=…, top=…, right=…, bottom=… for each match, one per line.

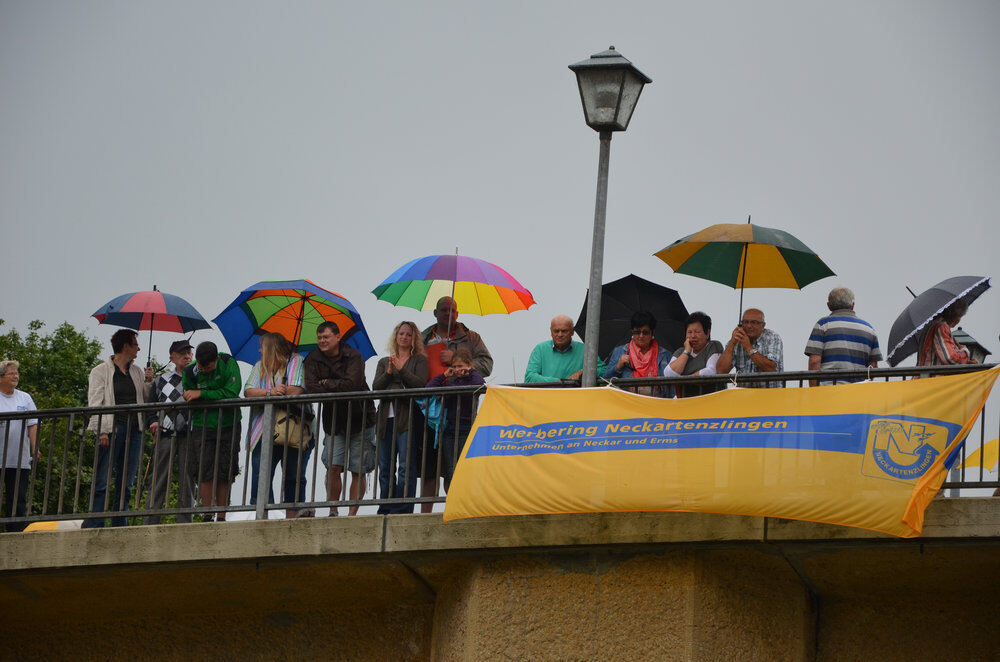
left=627, top=340, right=659, bottom=378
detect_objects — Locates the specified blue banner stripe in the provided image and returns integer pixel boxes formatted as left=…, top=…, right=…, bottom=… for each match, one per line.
left=466, top=413, right=962, bottom=459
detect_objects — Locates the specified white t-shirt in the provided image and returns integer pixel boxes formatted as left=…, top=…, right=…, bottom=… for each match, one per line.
left=1, top=389, right=38, bottom=469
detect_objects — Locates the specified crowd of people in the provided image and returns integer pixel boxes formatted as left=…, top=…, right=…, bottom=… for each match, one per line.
left=0, top=285, right=984, bottom=530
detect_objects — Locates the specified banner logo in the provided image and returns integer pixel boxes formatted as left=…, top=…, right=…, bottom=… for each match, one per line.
left=863, top=418, right=948, bottom=482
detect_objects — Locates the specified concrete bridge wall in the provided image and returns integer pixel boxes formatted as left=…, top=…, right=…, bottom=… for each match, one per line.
left=2, top=499, right=999, bottom=661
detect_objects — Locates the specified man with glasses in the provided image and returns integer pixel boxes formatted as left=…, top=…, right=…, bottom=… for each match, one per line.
left=716, top=308, right=784, bottom=388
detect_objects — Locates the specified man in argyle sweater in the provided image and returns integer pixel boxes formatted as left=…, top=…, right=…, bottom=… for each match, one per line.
left=144, top=340, right=199, bottom=524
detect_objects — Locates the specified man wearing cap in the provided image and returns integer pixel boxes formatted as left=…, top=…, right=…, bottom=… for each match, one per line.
left=144, top=340, right=199, bottom=525
left=183, top=341, right=242, bottom=521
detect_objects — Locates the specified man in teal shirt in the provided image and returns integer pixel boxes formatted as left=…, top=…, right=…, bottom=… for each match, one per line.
left=183, top=341, right=242, bottom=521
left=524, top=316, right=605, bottom=383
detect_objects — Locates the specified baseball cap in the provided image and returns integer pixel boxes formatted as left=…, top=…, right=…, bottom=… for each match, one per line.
left=169, top=339, right=194, bottom=354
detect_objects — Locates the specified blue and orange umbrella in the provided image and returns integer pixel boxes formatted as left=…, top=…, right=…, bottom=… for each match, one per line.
left=372, top=254, right=536, bottom=314
left=213, top=279, right=376, bottom=363
left=93, top=286, right=211, bottom=364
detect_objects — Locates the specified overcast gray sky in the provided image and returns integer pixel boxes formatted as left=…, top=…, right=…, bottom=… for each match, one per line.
left=3, top=1, right=998, bottom=508
left=1, top=2, right=997, bottom=374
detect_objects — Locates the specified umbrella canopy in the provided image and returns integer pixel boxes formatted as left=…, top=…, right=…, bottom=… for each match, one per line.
left=575, top=274, right=688, bottom=359
left=886, top=275, right=991, bottom=366
left=93, top=287, right=210, bottom=333
left=955, top=438, right=999, bottom=472
left=654, top=221, right=834, bottom=314
left=655, top=222, right=834, bottom=288
left=372, top=254, right=536, bottom=315
left=93, top=286, right=211, bottom=365
left=213, top=279, right=376, bottom=363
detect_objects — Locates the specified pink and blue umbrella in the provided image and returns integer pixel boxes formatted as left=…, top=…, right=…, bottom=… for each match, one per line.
left=92, top=286, right=211, bottom=364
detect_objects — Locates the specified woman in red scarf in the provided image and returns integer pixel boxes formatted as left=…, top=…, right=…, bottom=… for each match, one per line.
left=604, top=311, right=671, bottom=396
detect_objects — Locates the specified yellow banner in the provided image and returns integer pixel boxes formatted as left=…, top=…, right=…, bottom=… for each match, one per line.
left=444, top=367, right=999, bottom=537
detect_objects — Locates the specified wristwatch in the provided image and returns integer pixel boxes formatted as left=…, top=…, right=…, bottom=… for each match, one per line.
left=750, top=349, right=759, bottom=356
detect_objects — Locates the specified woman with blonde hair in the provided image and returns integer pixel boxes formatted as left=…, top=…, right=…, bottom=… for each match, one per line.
left=373, top=321, right=428, bottom=514
left=244, top=332, right=312, bottom=518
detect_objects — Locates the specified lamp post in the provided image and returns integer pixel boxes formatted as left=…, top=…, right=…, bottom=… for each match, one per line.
left=569, top=46, right=651, bottom=387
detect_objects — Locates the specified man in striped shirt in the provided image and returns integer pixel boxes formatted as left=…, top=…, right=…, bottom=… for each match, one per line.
left=805, top=287, right=882, bottom=386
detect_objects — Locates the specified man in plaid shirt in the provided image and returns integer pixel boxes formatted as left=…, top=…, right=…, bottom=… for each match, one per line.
left=144, top=340, right=199, bottom=524
left=716, top=308, right=785, bottom=388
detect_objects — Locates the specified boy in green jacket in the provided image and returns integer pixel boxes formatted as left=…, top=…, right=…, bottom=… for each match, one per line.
left=183, top=341, right=242, bottom=521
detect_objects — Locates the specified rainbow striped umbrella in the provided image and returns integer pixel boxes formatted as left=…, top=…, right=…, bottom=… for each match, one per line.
left=372, top=254, right=536, bottom=314
left=213, top=279, right=376, bottom=363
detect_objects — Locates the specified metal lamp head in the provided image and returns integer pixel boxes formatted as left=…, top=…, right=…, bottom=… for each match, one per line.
left=569, top=46, right=651, bottom=132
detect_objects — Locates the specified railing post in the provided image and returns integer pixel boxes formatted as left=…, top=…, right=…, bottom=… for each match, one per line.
left=255, top=401, right=275, bottom=521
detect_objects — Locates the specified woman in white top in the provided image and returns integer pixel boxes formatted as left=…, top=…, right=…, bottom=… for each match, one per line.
left=0, top=360, right=37, bottom=532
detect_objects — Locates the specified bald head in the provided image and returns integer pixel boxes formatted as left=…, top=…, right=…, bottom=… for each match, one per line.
left=433, top=296, right=458, bottom=331
left=550, top=315, right=575, bottom=351
left=739, top=308, right=766, bottom=341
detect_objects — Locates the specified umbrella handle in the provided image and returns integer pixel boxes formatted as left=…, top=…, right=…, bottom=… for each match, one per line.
left=737, top=215, right=750, bottom=321
left=147, top=313, right=154, bottom=368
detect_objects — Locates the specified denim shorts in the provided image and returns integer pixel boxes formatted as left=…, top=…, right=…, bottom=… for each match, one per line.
left=321, top=426, right=376, bottom=474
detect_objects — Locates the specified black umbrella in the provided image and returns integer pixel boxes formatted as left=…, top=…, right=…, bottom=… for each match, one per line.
left=886, top=275, right=991, bottom=366
left=576, top=274, right=688, bottom=360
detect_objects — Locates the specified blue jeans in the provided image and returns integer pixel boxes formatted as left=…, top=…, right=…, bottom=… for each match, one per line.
left=84, top=423, right=143, bottom=528
left=250, top=439, right=313, bottom=507
left=377, top=418, right=418, bottom=514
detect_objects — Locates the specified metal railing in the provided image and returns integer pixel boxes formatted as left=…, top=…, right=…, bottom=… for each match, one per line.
left=1, top=364, right=996, bottom=530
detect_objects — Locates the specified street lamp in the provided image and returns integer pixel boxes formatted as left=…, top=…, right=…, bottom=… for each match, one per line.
left=570, top=46, right=651, bottom=387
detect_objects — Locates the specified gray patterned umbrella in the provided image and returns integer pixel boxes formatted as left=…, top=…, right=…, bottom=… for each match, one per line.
left=886, top=275, right=991, bottom=366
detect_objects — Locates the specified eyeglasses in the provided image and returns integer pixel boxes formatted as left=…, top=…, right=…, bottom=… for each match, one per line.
left=631, top=329, right=653, bottom=337
left=740, top=320, right=763, bottom=326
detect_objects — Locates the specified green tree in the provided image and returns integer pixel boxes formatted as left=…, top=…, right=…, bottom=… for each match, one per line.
left=2, top=320, right=197, bottom=525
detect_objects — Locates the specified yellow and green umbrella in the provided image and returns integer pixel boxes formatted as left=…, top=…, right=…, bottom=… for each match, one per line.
left=654, top=220, right=835, bottom=314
